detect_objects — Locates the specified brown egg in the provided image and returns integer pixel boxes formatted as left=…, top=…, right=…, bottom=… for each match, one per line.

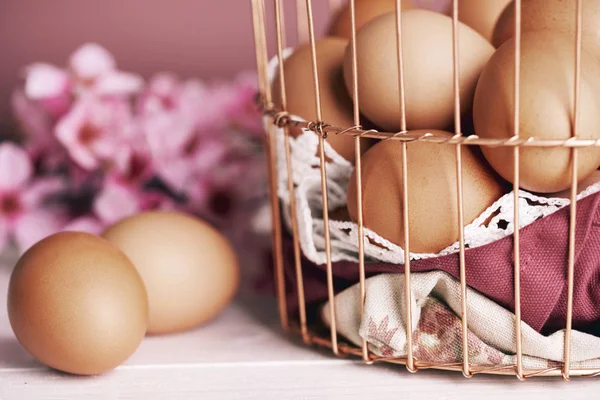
left=344, top=10, right=494, bottom=132
left=457, top=0, right=512, bottom=43
left=102, top=212, right=239, bottom=335
left=473, top=32, right=600, bottom=193
left=347, top=131, right=506, bottom=253
left=550, top=169, right=600, bottom=199
left=7, top=232, right=148, bottom=376
left=329, top=0, right=417, bottom=40
left=328, top=0, right=453, bottom=40
left=272, top=37, right=372, bottom=163
left=493, top=0, right=600, bottom=52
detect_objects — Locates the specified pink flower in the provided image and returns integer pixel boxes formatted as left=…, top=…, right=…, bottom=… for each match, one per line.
left=176, top=138, right=228, bottom=213
left=24, top=63, right=70, bottom=100
left=55, top=96, right=133, bottom=170
left=146, top=117, right=227, bottom=202
left=140, top=77, right=230, bottom=197
left=142, top=111, right=195, bottom=190
left=93, top=182, right=174, bottom=225
left=69, top=43, right=143, bottom=96
left=226, top=72, right=264, bottom=137
left=0, top=143, right=66, bottom=252
left=22, top=63, right=72, bottom=118
left=12, top=91, right=69, bottom=173
left=180, top=80, right=229, bottom=130
left=69, top=43, right=116, bottom=81
left=110, top=142, right=154, bottom=188
left=139, top=74, right=228, bottom=130
left=93, top=183, right=140, bottom=225
left=137, top=73, right=181, bottom=115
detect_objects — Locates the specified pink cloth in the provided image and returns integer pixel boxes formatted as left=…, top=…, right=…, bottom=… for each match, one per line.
left=283, top=191, right=600, bottom=335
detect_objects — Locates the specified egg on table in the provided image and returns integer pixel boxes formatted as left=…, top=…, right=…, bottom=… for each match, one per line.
left=272, top=37, right=373, bottom=163
left=346, top=130, right=506, bottom=253
left=493, top=0, right=600, bottom=53
left=8, top=232, right=148, bottom=376
left=473, top=32, right=600, bottom=193
left=102, top=211, right=239, bottom=335
left=344, top=9, right=494, bottom=132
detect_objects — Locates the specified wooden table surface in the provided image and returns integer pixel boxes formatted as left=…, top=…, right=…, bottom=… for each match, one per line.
left=0, top=259, right=598, bottom=399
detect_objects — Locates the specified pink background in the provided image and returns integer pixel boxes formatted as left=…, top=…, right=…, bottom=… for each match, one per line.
left=0, top=0, right=333, bottom=120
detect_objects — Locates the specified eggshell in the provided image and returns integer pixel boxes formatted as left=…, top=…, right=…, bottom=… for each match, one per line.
left=344, top=10, right=494, bottom=132
left=272, top=37, right=373, bottom=163
left=473, top=32, right=600, bottom=193
left=7, top=232, right=148, bottom=376
left=458, top=0, right=512, bottom=43
left=102, top=211, right=239, bottom=334
left=346, top=131, right=506, bottom=253
left=493, top=0, right=600, bottom=52
left=329, top=0, right=453, bottom=40
left=550, top=169, right=600, bottom=199
left=328, top=0, right=417, bottom=40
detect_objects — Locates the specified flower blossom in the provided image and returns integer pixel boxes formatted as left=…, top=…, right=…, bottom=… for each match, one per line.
left=69, top=43, right=143, bottom=96
left=0, top=143, right=66, bottom=252
left=92, top=181, right=174, bottom=226
left=55, top=96, right=133, bottom=170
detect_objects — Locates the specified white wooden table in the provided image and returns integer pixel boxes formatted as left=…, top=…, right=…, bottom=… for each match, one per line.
left=0, top=261, right=598, bottom=399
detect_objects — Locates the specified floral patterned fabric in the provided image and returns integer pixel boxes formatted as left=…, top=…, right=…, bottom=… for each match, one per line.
left=322, top=271, right=600, bottom=370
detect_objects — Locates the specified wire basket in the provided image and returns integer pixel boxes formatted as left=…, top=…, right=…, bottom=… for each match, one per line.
left=250, top=0, right=599, bottom=380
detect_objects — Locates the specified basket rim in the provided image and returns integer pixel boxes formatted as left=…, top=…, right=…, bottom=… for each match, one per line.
left=289, top=325, right=600, bottom=379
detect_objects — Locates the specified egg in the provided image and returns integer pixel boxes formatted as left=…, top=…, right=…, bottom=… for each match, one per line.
left=272, top=37, right=373, bottom=163
left=328, top=0, right=417, bottom=40
left=493, top=0, right=600, bottom=52
left=329, top=0, right=453, bottom=40
left=347, top=131, right=506, bottom=253
left=551, top=169, right=600, bottom=199
left=102, top=211, right=239, bottom=334
left=473, top=32, right=600, bottom=193
left=457, top=0, right=512, bottom=43
left=344, top=9, right=494, bottom=132
left=7, top=232, right=148, bottom=375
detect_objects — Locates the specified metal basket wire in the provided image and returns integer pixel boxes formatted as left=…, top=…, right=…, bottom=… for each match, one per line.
left=250, top=0, right=597, bottom=380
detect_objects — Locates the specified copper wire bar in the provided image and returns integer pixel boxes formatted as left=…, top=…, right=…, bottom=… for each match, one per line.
left=273, top=0, right=309, bottom=342
left=450, top=0, right=470, bottom=378
left=256, top=111, right=600, bottom=147
left=303, top=327, right=600, bottom=377
left=512, top=0, right=524, bottom=381
left=295, top=322, right=600, bottom=377
left=251, top=0, right=289, bottom=331
left=296, top=0, right=309, bottom=44
left=278, top=0, right=287, bottom=49
left=563, top=0, right=583, bottom=381
left=394, top=0, right=416, bottom=373
left=348, top=0, right=369, bottom=362
left=304, top=0, right=339, bottom=355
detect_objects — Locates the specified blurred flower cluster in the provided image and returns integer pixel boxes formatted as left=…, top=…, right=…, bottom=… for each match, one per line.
left=5, top=43, right=270, bottom=267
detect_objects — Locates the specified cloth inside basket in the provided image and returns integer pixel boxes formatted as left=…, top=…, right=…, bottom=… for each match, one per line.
left=320, top=271, right=600, bottom=368
left=282, top=190, right=600, bottom=336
